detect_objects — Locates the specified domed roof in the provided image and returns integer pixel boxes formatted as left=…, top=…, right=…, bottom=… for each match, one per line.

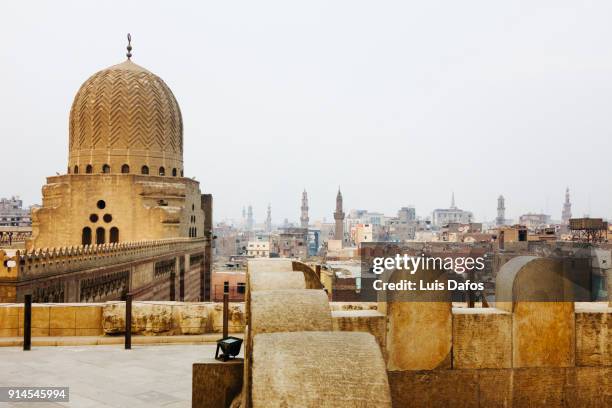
left=68, top=59, right=183, bottom=173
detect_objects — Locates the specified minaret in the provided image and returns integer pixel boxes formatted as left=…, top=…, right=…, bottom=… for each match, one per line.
left=334, top=187, right=345, bottom=242
left=300, top=190, right=309, bottom=229
left=562, top=187, right=572, bottom=225
left=496, top=195, right=505, bottom=226
left=450, top=192, right=456, bottom=209
left=247, top=205, right=254, bottom=231
left=265, top=204, right=272, bottom=233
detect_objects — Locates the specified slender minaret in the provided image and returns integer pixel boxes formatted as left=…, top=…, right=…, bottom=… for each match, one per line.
left=562, top=187, right=572, bottom=225
left=450, top=192, right=456, bottom=209
left=300, top=190, right=309, bottom=229
left=334, top=187, right=345, bottom=242
left=496, top=195, right=505, bottom=226
left=247, top=205, right=254, bottom=231
left=265, top=204, right=272, bottom=232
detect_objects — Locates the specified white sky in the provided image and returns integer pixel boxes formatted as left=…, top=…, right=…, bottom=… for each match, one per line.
left=1, top=1, right=611, bottom=224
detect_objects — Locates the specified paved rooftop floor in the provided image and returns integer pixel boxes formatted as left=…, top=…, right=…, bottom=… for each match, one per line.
left=0, top=344, right=217, bottom=408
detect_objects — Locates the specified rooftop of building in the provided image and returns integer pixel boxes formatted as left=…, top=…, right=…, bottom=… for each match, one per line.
left=0, top=344, right=228, bottom=408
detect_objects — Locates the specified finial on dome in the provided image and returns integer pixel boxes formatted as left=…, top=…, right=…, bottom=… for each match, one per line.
left=126, top=33, right=133, bottom=60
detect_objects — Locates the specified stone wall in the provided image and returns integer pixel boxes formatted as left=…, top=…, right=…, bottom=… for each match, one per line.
left=246, top=259, right=392, bottom=408
left=0, top=301, right=246, bottom=337
left=380, top=256, right=612, bottom=407
left=0, top=303, right=104, bottom=337
left=0, top=301, right=385, bottom=338
left=387, top=366, right=611, bottom=408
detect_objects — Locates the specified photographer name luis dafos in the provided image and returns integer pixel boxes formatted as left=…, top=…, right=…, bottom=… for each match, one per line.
left=371, top=254, right=485, bottom=291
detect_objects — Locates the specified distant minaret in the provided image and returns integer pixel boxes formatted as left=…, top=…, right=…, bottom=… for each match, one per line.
left=496, top=195, right=505, bottom=226
left=300, top=190, right=309, bottom=229
left=265, top=204, right=272, bottom=232
left=247, top=205, right=254, bottom=231
left=334, top=187, right=345, bottom=242
left=562, top=187, right=572, bottom=225
left=450, top=192, right=457, bottom=209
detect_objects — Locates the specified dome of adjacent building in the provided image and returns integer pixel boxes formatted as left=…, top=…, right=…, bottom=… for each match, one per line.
left=68, top=59, right=183, bottom=177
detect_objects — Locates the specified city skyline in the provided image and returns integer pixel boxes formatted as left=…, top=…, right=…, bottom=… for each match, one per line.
left=223, top=188, right=579, bottom=227
left=2, top=1, right=610, bottom=222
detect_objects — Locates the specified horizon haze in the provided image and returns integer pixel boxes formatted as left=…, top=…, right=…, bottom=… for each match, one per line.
left=1, top=1, right=610, bottom=224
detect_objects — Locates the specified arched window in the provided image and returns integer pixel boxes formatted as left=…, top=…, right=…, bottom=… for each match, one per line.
left=180, top=170, right=184, bottom=177
left=102, top=164, right=111, bottom=173
left=193, top=227, right=197, bottom=237
left=86, top=165, right=93, bottom=174
left=121, top=164, right=130, bottom=174
left=172, top=168, right=177, bottom=177
left=141, top=165, right=149, bottom=175
left=74, top=165, right=79, bottom=174
left=110, top=227, right=119, bottom=243
left=96, top=227, right=105, bottom=245
left=82, top=227, right=92, bottom=245
left=159, top=167, right=165, bottom=176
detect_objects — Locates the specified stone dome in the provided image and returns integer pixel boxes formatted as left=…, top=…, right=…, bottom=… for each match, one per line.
left=68, top=59, right=183, bottom=177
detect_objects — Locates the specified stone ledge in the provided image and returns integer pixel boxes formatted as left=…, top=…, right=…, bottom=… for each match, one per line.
left=575, top=302, right=612, bottom=313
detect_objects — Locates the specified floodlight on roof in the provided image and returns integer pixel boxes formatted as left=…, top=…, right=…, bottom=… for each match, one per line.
left=215, top=336, right=243, bottom=361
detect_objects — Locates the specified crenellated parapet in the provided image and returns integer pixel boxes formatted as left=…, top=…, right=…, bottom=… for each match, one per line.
left=0, top=238, right=205, bottom=281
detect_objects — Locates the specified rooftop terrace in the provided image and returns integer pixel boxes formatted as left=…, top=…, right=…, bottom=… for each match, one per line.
left=0, top=344, right=224, bottom=408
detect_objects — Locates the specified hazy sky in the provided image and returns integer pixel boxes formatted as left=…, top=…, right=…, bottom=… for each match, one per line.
left=2, top=1, right=611, bottom=224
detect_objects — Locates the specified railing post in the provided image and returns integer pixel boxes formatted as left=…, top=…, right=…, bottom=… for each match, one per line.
left=23, top=294, right=32, bottom=351
left=223, top=293, right=229, bottom=339
left=467, top=269, right=475, bottom=308
left=125, top=294, right=132, bottom=350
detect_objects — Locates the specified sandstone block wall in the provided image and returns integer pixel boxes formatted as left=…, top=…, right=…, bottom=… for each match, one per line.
left=249, top=271, right=305, bottom=292
left=0, top=304, right=103, bottom=337
left=250, top=289, right=331, bottom=335
left=245, top=258, right=392, bottom=408
left=331, top=309, right=386, bottom=347
left=101, top=301, right=246, bottom=335
left=388, top=367, right=611, bottom=408
left=452, top=308, right=512, bottom=369
left=252, top=331, right=392, bottom=407
left=383, top=256, right=611, bottom=407
left=0, top=301, right=246, bottom=338
left=575, top=303, right=611, bottom=367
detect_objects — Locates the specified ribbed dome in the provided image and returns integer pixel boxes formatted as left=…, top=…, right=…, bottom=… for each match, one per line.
left=68, top=59, right=183, bottom=176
